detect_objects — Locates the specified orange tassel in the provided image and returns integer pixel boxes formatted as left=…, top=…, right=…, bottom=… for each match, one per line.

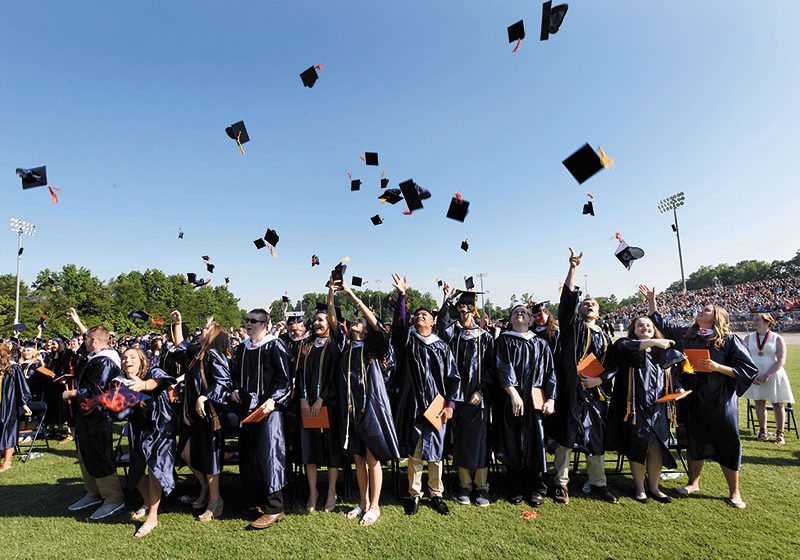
left=598, top=146, right=614, bottom=168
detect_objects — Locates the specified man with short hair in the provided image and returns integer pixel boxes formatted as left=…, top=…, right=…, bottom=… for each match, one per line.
left=62, top=315, right=125, bottom=520
left=548, top=249, right=618, bottom=505
left=391, top=273, right=460, bottom=516
left=230, top=308, right=292, bottom=529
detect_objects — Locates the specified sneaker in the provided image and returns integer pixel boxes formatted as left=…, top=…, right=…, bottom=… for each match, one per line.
left=404, top=496, right=419, bottom=516
left=590, top=485, right=619, bottom=504
left=455, top=487, right=471, bottom=505
left=430, top=496, right=449, bottom=516
left=88, top=502, right=125, bottom=520
left=529, top=492, right=545, bottom=507
left=553, top=485, right=570, bottom=505
left=67, top=495, right=103, bottom=512
left=475, top=490, right=490, bottom=508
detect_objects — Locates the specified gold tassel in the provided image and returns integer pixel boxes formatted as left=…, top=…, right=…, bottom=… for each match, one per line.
left=237, top=132, right=245, bottom=157
left=598, top=146, right=614, bottom=168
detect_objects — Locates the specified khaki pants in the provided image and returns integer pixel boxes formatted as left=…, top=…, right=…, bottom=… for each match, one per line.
left=553, top=445, right=607, bottom=487
left=76, top=437, right=123, bottom=504
left=458, top=467, right=489, bottom=491
left=407, top=439, right=443, bottom=498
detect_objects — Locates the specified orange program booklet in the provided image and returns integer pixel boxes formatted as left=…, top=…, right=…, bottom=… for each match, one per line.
left=531, top=388, right=546, bottom=411
left=577, top=353, right=605, bottom=378
left=243, top=407, right=272, bottom=424
left=302, top=406, right=330, bottom=430
left=684, top=349, right=712, bottom=372
left=423, top=394, right=446, bottom=430
left=35, top=366, right=55, bottom=378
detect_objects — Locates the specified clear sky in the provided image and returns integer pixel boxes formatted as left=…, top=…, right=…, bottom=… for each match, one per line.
left=3, top=1, right=799, bottom=311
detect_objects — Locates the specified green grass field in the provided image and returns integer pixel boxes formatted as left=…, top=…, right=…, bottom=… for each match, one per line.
left=2, top=350, right=799, bottom=560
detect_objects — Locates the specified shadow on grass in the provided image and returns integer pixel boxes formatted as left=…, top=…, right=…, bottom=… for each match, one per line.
left=741, top=454, right=798, bottom=467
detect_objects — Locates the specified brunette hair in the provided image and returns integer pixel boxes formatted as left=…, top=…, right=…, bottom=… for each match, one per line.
left=755, top=312, right=776, bottom=330
left=626, top=316, right=665, bottom=340
left=0, top=345, right=10, bottom=375
left=198, top=322, right=231, bottom=359
left=123, top=348, right=149, bottom=378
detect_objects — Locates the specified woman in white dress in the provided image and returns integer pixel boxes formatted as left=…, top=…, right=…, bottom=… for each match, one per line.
left=743, top=313, right=794, bottom=445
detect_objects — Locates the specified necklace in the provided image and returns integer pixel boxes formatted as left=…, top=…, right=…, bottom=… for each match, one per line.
left=755, top=331, right=770, bottom=356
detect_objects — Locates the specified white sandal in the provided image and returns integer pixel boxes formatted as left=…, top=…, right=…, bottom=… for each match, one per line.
left=345, top=505, right=363, bottom=520
left=132, top=507, right=148, bottom=520
left=359, top=508, right=380, bottom=526
left=134, top=522, right=157, bottom=538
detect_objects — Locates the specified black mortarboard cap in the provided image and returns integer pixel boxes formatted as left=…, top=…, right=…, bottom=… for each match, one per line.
left=399, top=179, right=423, bottom=211
left=282, top=295, right=290, bottom=303
left=206, top=262, right=215, bottom=274
left=457, top=291, right=483, bottom=308
left=128, top=310, right=150, bottom=321
left=531, top=301, right=551, bottom=313
left=315, top=301, right=343, bottom=321
left=264, top=229, right=279, bottom=246
left=300, top=66, right=319, bottom=88
left=202, top=255, right=210, bottom=261
left=224, top=277, right=230, bottom=284
left=461, top=239, right=469, bottom=252
left=16, top=166, right=48, bottom=189
left=286, top=311, right=304, bottom=325
left=364, top=152, right=379, bottom=166
left=380, top=177, right=389, bottom=189
left=540, top=1, right=569, bottom=41
left=18, top=247, right=23, bottom=256
left=507, top=19, right=525, bottom=43
left=465, top=276, right=475, bottom=290
left=615, top=241, right=645, bottom=270
left=583, top=201, right=595, bottom=216
left=351, top=179, right=361, bottom=191
left=254, top=238, right=267, bottom=249
left=178, top=229, right=184, bottom=239
left=562, top=143, right=604, bottom=184
left=187, top=273, right=197, bottom=284
left=12, top=322, right=28, bottom=332
left=225, top=121, right=250, bottom=144
left=446, top=196, right=470, bottom=222
left=379, top=189, right=403, bottom=205
left=370, top=214, right=383, bottom=226
left=352, top=276, right=363, bottom=287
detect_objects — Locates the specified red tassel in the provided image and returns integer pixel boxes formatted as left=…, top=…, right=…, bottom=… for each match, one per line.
left=268, top=246, right=277, bottom=259
left=615, top=232, right=623, bottom=241
left=512, top=39, right=521, bottom=53
left=403, top=208, right=413, bottom=216
left=359, top=154, right=365, bottom=162
left=587, top=193, right=594, bottom=200
left=347, top=172, right=352, bottom=180
left=454, top=192, right=463, bottom=203
left=315, top=63, right=324, bottom=72
left=48, top=185, right=63, bottom=204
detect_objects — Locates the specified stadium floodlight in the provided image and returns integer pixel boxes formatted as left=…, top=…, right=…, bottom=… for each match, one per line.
left=10, top=218, right=36, bottom=325
left=657, top=193, right=687, bottom=292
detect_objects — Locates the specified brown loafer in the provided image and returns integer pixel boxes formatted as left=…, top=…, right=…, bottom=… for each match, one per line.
left=590, top=485, right=619, bottom=504
left=249, top=512, right=285, bottom=530
left=553, top=484, right=570, bottom=505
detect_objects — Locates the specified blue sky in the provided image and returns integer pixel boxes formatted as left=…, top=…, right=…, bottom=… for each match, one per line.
left=3, top=1, right=799, bottom=311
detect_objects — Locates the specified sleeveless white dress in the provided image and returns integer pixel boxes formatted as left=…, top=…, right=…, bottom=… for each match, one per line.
left=742, top=332, right=795, bottom=403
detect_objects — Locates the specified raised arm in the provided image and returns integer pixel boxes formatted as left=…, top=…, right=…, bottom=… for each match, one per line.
left=326, top=282, right=339, bottom=333
left=68, top=307, right=88, bottom=335
left=391, top=273, right=409, bottom=342
left=170, top=310, right=184, bottom=346
left=564, top=247, right=583, bottom=292
left=639, top=284, right=657, bottom=315
left=342, top=283, right=380, bottom=331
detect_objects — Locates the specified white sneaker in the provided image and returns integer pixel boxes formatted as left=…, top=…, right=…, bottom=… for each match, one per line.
left=89, top=502, right=125, bottom=520
left=67, top=495, right=103, bottom=512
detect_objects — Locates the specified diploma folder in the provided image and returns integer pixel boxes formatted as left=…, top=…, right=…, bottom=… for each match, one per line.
left=35, top=366, right=55, bottom=378
left=243, top=407, right=272, bottom=424
left=302, top=406, right=330, bottom=429
left=654, top=390, right=693, bottom=404
left=684, top=349, right=712, bottom=372
left=577, top=353, right=604, bottom=378
left=532, top=388, right=546, bottom=411
left=423, top=394, right=446, bottom=430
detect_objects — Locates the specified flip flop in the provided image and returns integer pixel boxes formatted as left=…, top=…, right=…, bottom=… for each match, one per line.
left=359, top=508, right=380, bottom=526
left=674, top=486, right=699, bottom=497
left=345, top=506, right=363, bottom=520
left=132, top=507, right=148, bottom=520
left=725, top=497, right=746, bottom=509
left=134, top=522, right=157, bottom=538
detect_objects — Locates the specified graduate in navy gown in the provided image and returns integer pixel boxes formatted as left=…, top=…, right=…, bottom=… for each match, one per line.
left=495, top=304, right=556, bottom=507
left=607, top=317, right=684, bottom=504
left=171, top=312, right=233, bottom=522
left=329, top=280, right=400, bottom=526
left=549, top=249, right=619, bottom=505
left=120, top=348, right=177, bottom=537
left=295, top=295, right=344, bottom=513
left=435, top=285, right=494, bottom=508
left=0, top=345, right=32, bottom=472
left=277, top=309, right=309, bottom=474
left=641, top=285, right=757, bottom=508
left=390, top=273, right=461, bottom=516
left=229, top=308, right=291, bottom=530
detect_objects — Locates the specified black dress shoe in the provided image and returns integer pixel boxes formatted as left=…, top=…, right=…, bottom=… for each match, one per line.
left=632, top=492, right=649, bottom=504
left=647, top=490, right=673, bottom=504
left=404, top=496, right=419, bottom=515
left=430, top=496, right=449, bottom=516
left=529, top=493, right=545, bottom=507
left=510, top=495, right=524, bottom=506
left=590, top=485, right=619, bottom=504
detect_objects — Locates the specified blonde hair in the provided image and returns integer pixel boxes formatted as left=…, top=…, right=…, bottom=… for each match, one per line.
left=0, top=345, right=10, bottom=376
left=123, top=348, right=149, bottom=378
left=688, top=304, right=731, bottom=349
left=756, top=312, right=776, bottom=330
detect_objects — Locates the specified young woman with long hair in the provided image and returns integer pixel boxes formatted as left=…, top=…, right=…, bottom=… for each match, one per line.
left=0, top=345, right=33, bottom=472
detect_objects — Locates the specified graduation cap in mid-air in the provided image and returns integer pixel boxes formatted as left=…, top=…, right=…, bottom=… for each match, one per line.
left=311, top=255, right=320, bottom=267
left=363, top=152, right=379, bottom=166
left=446, top=194, right=470, bottom=222
left=351, top=179, right=362, bottom=191
left=614, top=240, right=645, bottom=270
left=399, top=179, right=426, bottom=211
left=300, top=64, right=323, bottom=88
left=351, top=276, right=363, bottom=287
left=265, top=228, right=279, bottom=246
left=379, top=189, right=404, bottom=205
left=461, top=239, right=470, bottom=252
left=507, top=20, right=525, bottom=52
left=370, top=214, right=384, bottom=226
left=465, top=276, right=475, bottom=290
left=583, top=200, right=595, bottom=216
left=380, top=177, right=389, bottom=189
left=205, top=262, right=215, bottom=274
left=128, top=310, right=150, bottom=321
left=178, top=228, right=184, bottom=240
left=224, top=277, right=230, bottom=286
left=187, top=273, right=210, bottom=288
left=16, top=166, right=47, bottom=189
left=253, top=238, right=267, bottom=249
left=540, top=1, right=569, bottom=41
left=225, top=121, right=250, bottom=155
left=562, top=143, right=613, bottom=184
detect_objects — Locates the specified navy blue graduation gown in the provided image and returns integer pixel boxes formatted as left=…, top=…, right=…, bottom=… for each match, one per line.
left=230, top=335, right=292, bottom=499
left=72, top=349, right=122, bottom=478
left=0, top=364, right=31, bottom=449
left=279, top=331, right=310, bottom=467
left=650, top=312, right=757, bottom=470
left=21, top=360, right=46, bottom=401
left=548, top=286, right=616, bottom=454
left=179, top=347, right=233, bottom=476
left=436, top=302, right=495, bottom=470
left=295, top=335, right=344, bottom=467
left=495, top=331, right=556, bottom=471
left=334, top=325, right=401, bottom=463
left=391, top=294, right=461, bottom=461
left=129, top=368, right=178, bottom=494
left=606, top=339, right=681, bottom=469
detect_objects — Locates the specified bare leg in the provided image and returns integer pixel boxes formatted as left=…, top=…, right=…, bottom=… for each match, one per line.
left=181, top=439, right=208, bottom=504
left=683, top=459, right=703, bottom=492
left=645, top=444, right=667, bottom=497
left=136, top=475, right=150, bottom=509
left=721, top=465, right=742, bottom=502
left=773, top=403, right=785, bottom=433
left=348, top=455, right=368, bottom=518
left=361, top=450, right=382, bottom=526
left=305, top=464, right=318, bottom=510
left=629, top=461, right=646, bottom=498
left=144, top=473, right=162, bottom=527
left=207, top=474, right=220, bottom=502
left=755, top=400, right=767, bottom=435
left=324, top=468, right=339, bottom=511
left=0, top=447, right=13, bottom=471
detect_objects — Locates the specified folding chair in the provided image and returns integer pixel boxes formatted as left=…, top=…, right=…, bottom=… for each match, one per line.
left=746, top=399, right=799, bottom=438
left=114, top=421, right=132, bottom=482
left=15, top=401, right=49, bottom=462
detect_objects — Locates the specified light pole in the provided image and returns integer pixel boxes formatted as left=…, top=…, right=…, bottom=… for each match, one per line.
left=374, top=278, right=383, bottom=319
left=10, top=218, right=36, bottom=325
left=658, top=192, right=687, bottom=293
left=475, top=273, right=488, bottom=308
left=583, top=274, right=589, bottom=297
